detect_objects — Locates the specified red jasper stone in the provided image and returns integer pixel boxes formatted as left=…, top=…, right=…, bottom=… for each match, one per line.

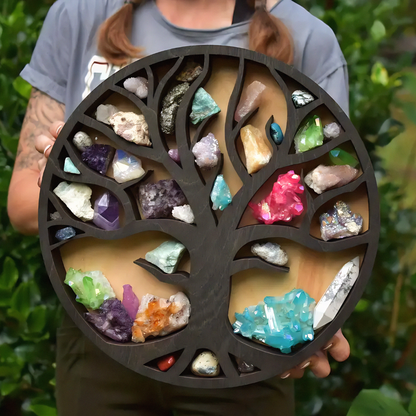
left=157, top=355, right=176, bottom=372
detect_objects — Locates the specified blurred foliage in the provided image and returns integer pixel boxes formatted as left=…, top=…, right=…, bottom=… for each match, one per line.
left=0, top=0, right=415, bottom=415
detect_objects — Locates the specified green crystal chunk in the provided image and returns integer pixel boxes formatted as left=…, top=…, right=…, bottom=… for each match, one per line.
left=64, top=268, right=116, bottom=309
left=145, top=241, right=186, bottom=274
left=329, top=148, right=359, bottom=168
left=294, top=115, right=324, bottom=153
left=64, top=157, right=81, bottom=174
left=210, top=174, right=232, bottom=211
left=233, top=289, right=315, bottom=353
left=190, top=88, right=220, bottom=124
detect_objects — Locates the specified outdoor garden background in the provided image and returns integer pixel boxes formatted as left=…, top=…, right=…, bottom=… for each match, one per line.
left=0, top=0, right=415, bottom=415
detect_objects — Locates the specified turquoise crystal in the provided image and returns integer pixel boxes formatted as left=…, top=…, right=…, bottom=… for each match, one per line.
left=233, top=289, right=315, bottom=353
left=210, top=174, right=232, bottom=211
left=270, top=122, right=284, bottom=145
left=190, top=88, right=221, bottom=124
left=145, top=241, right=186, bottom=274
left=64, top=157, right=81, bottom=174
left=294, top=115, right=324, bottom=153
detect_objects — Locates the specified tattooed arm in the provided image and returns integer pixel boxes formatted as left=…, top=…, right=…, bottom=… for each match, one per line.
left=7, top=88, right=65, bottom=235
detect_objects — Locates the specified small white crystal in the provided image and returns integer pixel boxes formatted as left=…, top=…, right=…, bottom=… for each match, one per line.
left=313, top=256, right=360, bottom=330
left=172, top=205, right=195, bottom=224
left=96, top=104, right=120, bottom=125
left=109, top=111, right=151, bottom=147
left=324, top=122, right=341, bottom=139
left=73, top=131, right=93, bottom=152
left=191, top=351, right=220, bottom=377
left=123, top=77, right=148, bottom=99
left=53, top=182, right=94, bottom=222
left=251, top=242, right=288, bottom=266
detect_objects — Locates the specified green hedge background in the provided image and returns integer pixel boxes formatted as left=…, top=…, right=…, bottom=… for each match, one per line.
left=0, top=1, right=415, bottom=415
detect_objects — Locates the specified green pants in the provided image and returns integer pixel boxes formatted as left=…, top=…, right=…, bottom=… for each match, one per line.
left=56, top=316, right=295, bottom=416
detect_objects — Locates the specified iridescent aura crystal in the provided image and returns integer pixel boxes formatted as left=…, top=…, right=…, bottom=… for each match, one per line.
left=112, top=149, right=145, bottom=183
left=294, top=115, right=324, bottom=153
left=210, top=175, right=232, bottom=211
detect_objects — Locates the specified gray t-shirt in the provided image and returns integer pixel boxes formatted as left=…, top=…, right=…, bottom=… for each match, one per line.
left=21, top=0, right=349, bottom=118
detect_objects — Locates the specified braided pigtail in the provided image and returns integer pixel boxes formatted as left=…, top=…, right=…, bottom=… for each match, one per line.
left=97, top=0, right=144, bottom=66
left=248, top=0, right=294, bottom=65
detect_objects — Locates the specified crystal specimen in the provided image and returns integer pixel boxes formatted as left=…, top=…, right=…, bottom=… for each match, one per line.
left=240, top=125, right=272, bottom=174
left=329, top=148, right=359, bottom=168
left=50, top=211, right=62, bottom=220
left=172, top=205, right=195, bottom=224
left=313, top=257, right=359, bottom=330
left=320, top=201, right=363, bottom=241
left=270, top=122, right=284, bottom=145
left=176, top=61, right=203, bottom=82
left=145, top=241, right=186, bottom=274
left=112, top=149, right=145, bottom=183
left=132, top=292, right=190, bottom=343
left=73, top=131, right=93, bottom=151
left=190, top=88, right=220, bottom=124
left=233, top=289, right=315, bottom=353
left=109, top=112, right=151, bottom=147
left=292, top=90, right=315, bottom=108
left=85, top=299, right=133, bottom=342
left=55, top=227, right=76, bottom=242
left=294, top=115, right=324, bottom=153
left=191, top=352, right=220, bottom=377
left=324, top=122, right=341, bottom=139
left=235, top=357, right=254, bottom=373
left=210, top=175, right=232, bottom=211
left=65, top=268, right=116, bottom=310
left=160, top=83, right=190, bottom=135
left=192, top=133, right=221, bottom=169
left=123, top=77, right=148, bottom=99
left=168, top=149, right=180, bottom=163
left=64, top=157, right=81, bottom=175
left=157, top=355, right=177, bottom=372
left=305, top=164, right=359, bottom=194
left=93, top=191, right=120, bottom=231
left=53, top=182, right=94, bottom=222
left=249, top=170, right=304, bottom=224
left=96, top=104, right=120, bottom=124
left=81, top=144, right=115, bottom=175
left=234, top=81, right=266, bottom=122
left=251, top=242, right=288, bottom=266
left=139, top=179, right=187, bottom=219
left=122, top=284, right=140, bottom=320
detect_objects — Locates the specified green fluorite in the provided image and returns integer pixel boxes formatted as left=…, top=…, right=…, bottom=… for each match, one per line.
left=294, top=115, right=324, bottom=153
left=210, top=174, right=232, bottom=211
left=145, top=241, right=186, bottom=274
left=64, top=157, right=81, bottom=174
left=233, top=289, right=315, bottom=353
left=190, top=88, right=220, bottom=124
left=329, top=148, right=359, bottom=168
left=64, top=268, right=115, bottom=309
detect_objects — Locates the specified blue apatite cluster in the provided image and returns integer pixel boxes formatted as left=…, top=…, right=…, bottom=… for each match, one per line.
left=233, top=289, right=315, bottom=353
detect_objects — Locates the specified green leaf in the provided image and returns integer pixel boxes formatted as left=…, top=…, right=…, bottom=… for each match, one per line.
left=29, top=405, right=57, bottom=416
left=376, top=118, right=405, bottom=146
left=371, top=62, right=389, bottom=86
left=409, top=389, right=416, bottom=415
left=371, top=20, right=386, bottom=41
left=0, top=380, right=19, bottom=396
left=355, top=299, right=369, bottom=312
left=0, top=257, right=19, bottom=290
left=8, top=280, right=41, bottom=322
left=27, top=305, right=47, bottom=333
left=403, top=73, right=416, bottom=97
left=400, top=102, right=416, bottom=125
left=347, top=390, right=409, bottom=416
left=13, top=76, right=32, bottom=99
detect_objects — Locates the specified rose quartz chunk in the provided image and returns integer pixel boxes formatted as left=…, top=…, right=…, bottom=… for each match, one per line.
left=249, top=170, right=304, bottom=224
left=234, top=81, right=266, bottom=122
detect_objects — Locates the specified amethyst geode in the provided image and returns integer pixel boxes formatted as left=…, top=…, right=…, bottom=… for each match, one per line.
left=81, top=144, right=115, bottom=175
left=139, top=179, right=187, bottom=219
left=84, top=299, right=133, bottom=342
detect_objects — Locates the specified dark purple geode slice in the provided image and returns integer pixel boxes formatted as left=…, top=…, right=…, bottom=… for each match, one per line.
left=81, top=144, right=115, bottom=175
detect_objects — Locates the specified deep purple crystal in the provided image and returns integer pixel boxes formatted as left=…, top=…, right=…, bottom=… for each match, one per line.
left=93, top=191, right=120, bottom=230
left=81, top=144, right=115, bottom=175
left=139, top=179, right=187, bottom=219
left=122, top=284, right=139, bottom=320
left=85, top=299, right=133, bottom=342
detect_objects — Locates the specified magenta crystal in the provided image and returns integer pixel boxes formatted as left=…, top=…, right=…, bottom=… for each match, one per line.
left=122, top=284, right=139, bottom=320
left=249, top=170, right=304, bottom=224
left=93, top=191, right=120, bottom=230
left=81, top=144, right=115, bottom=175
left=168, top=149, right=180, bottom=163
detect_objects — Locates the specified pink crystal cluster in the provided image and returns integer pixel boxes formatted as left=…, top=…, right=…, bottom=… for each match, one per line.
left=249, top=170, right=304, bottom=224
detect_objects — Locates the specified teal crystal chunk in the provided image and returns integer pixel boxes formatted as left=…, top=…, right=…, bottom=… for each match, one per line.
left=145, top=241, right=186, bottom=274
left=270, top=122, right=284, bottom=145
left=64, top=157, right=81, bottom=174
left=233, top=289, right=315, bottom=353
left=210, top=174, right=232, bottom=211
left=190, top=88, right=220, bottom=124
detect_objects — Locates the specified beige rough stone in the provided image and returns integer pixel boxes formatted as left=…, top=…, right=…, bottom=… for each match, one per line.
left=109, top=111, right=151, bottom=147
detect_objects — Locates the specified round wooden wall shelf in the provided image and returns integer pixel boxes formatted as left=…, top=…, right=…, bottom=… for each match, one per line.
left=39, top=46, right=379, bottom=388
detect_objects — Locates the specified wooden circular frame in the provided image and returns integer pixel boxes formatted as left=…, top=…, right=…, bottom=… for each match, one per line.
left=39, top=45, right=380, bottom=388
